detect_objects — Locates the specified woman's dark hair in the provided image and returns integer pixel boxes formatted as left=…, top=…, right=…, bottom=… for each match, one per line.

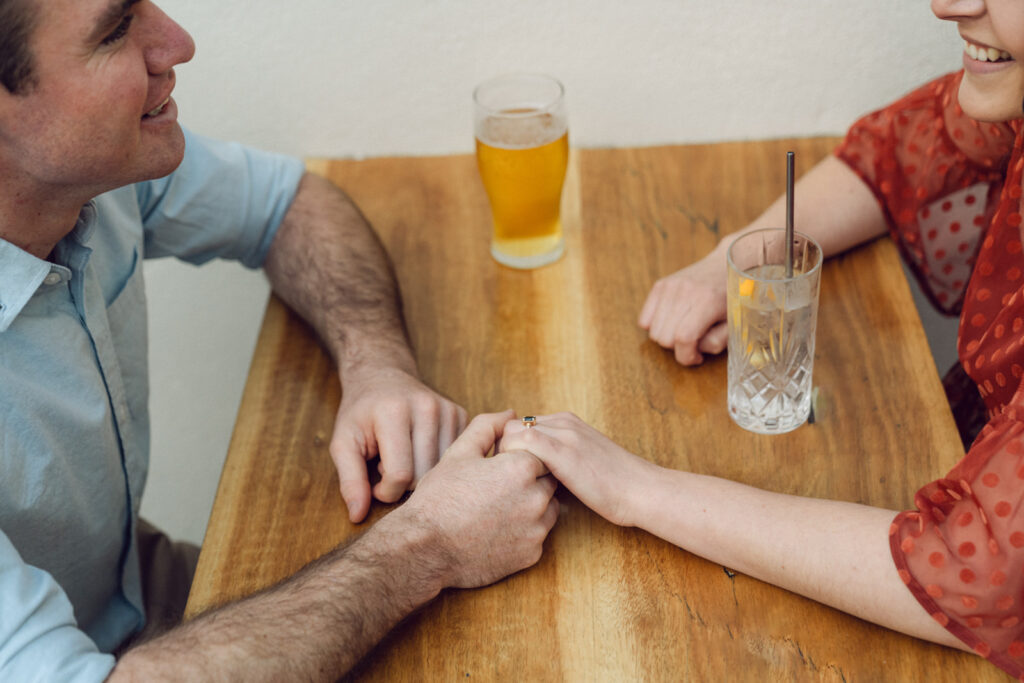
left=0, top=0, right=38, bottom=95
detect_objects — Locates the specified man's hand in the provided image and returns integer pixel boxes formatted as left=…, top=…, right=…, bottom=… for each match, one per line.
left=638, top=250, right=729, bottom=366
left=113, top=410, right=557, bottom=682
left=262, top=173, right=470, bottom=523
left=331, top=366, right=468, bottom=523
left=391, top=410, right=560, bottom=589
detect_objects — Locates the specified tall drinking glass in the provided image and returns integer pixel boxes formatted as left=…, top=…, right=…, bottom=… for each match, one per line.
left=474, top=74, right=569, bottom=269
left=726, top=228, right=823, bottom=434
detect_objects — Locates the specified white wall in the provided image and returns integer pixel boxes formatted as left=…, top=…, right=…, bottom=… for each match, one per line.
left=141, top=0, right=964, bottom=545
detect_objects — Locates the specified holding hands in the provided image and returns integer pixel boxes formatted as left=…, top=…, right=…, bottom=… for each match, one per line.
left=331, top=365, right=468, bottom=523
left=395, top=410, right=560, bottom=588
left=499, top=412, right=655, bottom=528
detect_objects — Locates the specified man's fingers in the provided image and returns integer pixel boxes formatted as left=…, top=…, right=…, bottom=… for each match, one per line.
left=372, top=416, right=415, bottom=503
left=541, top=495, right=560, bottom=532
left=499, top=430, right=564, bottom=477
left=517, top=449, right=551, bottom=478
left=436, top=403, right=461, bottom=459
left=409, top=404, right=441, bottom=488
left=447, top=406, right=470, bottom=455
left=537, top=472, right=558, bottom=498
left=332, top=435, right=372, bottom=523
left=446, top=410, right=516, bottom=459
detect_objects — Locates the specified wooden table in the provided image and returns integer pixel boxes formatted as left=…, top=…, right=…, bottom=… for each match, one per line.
left=185, top=139, right=1005, bottom=681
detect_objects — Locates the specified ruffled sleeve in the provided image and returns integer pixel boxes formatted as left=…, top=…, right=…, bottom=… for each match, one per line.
left=835, top=71, right=1012, bottom=314
left=891, top=405, right=1024, bottom=674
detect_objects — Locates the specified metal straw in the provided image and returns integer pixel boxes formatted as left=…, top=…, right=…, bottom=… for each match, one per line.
left=785, top=151, right=795, bottom=278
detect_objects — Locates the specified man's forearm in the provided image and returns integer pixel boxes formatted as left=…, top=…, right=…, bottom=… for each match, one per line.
left=264, top=172, right=468, bottom=523
left=264, top=172, right=417, bottom=377
left=111, top=512, right=445, bottom=681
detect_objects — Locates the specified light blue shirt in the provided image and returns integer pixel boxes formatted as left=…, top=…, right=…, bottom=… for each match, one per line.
left=0, top=129, right=305, bottom=680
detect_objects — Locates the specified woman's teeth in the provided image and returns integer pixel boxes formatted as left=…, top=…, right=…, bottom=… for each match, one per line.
left=966, top=42, right=1012, bottom=63
left=144, top=98, right=170, bottom=118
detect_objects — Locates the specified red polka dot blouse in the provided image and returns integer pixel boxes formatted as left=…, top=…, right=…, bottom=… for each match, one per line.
left=837, top=70, right=1024, bottom=677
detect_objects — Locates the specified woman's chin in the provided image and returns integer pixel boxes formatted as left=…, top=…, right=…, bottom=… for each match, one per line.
left=958, top=76, right=1024, bottom=122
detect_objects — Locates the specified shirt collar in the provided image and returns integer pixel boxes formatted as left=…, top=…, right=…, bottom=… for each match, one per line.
left=0, top=201, right=95, bottom=332
left=70, top=201, right=98, bottom=245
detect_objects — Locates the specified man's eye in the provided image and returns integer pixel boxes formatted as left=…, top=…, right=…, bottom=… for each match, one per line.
left=101, top=15, right=134, bottom=46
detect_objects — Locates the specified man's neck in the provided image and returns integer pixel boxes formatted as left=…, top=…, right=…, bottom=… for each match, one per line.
left=0, top=180, right=93, bottom=261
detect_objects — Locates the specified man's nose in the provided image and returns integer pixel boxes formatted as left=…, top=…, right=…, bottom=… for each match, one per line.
left=141, top=2, right=196, bottom=75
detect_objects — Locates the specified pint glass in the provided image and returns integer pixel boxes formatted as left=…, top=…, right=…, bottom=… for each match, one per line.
left=474, top=74, right=569, bottom=269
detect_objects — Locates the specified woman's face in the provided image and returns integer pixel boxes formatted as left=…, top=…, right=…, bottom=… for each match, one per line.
left=932, top=0, right=1024, bottom=121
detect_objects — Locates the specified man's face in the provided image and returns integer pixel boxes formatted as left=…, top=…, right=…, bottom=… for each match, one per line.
left=0, top=0, right=195, bottom=198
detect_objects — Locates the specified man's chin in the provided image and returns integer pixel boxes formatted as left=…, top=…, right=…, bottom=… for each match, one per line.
left=142, top=155, right=186, bottom=182
left=139, top=127, right=187, bottom=181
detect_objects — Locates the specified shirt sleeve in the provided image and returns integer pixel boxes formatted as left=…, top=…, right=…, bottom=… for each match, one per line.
left=890, top=403, right=1024, bottom=675
left=834, top=71, right=1013, bottom=314
left=135, top=127, right=306, bottom=268
left=0, top=530, right=116, bottom=682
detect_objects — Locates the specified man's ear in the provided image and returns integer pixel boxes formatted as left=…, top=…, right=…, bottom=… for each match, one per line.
left=0, top=76, right=33, bottom=147
left=0, top=90, right=18, bottom=147
left=0, top=86, right=29, bottom=173
left=0, top=92, right=12, bottom=145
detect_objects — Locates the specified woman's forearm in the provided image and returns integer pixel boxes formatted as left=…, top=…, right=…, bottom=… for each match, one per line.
left=710, top=155, right=889, bottom=262
left=628, top=466, right=968, bottom=651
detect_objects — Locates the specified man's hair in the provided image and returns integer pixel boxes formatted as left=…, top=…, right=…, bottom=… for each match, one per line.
left=0, top=0, right=38, bottom=95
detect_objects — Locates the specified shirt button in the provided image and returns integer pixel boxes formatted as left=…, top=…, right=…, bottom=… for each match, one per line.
left=43, top=273, right=61, bottom=286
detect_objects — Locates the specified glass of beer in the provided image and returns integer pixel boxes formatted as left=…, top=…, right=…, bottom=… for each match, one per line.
left=474, top=73, right=569, bottom=269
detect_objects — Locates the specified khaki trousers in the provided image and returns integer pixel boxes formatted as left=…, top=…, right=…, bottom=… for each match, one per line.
left=122, top=518, right=201, bottom=650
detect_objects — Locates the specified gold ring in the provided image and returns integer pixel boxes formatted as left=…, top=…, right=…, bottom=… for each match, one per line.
left=522, top=416, right=537, bottom=428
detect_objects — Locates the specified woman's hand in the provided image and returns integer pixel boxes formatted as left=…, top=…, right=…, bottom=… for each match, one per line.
left=638, top=250, right=729, bottom=366
left=498, top=412, right=659, bottom=527
left=638, top=156, right=889, bottom=368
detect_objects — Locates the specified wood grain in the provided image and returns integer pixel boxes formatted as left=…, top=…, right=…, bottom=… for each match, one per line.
left=186, top=140, right=1005, bottom=681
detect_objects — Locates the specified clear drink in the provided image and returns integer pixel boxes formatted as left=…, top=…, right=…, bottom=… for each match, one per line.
left=726, top=230, right=822, bottom=434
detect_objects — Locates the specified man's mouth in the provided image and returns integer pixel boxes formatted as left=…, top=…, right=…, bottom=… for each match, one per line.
left=965, top=40, right=1012, bottom=63
left=143, top=97, right=171, bottom=118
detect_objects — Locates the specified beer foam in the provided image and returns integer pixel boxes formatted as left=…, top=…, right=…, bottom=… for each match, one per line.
left=477, top=111, right=568, bottom=150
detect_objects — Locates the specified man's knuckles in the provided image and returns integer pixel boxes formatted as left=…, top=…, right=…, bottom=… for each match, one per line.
left=409, top=392, right=442, bottom=420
